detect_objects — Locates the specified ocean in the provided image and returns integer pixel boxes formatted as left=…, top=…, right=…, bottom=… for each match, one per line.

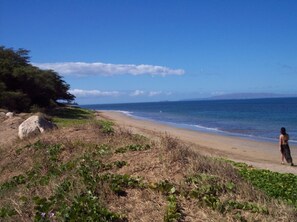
left=82, top=97, right=297, bottom=145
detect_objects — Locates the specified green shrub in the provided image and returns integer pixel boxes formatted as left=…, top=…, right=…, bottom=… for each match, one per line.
left=59, top=192, right=127, bottom=222
left=114, top=161, right=127, bottom=168
left=229, top=161, right=297, bottom=208
left=164, top=195, right=182, bottom=222
left=98, top=120, right=114, bottom=134
left=115, top=144, right=150, bottom=154
left=152, top=180, right=176, bottom=196
left=99, top=174, right=142, bottom=196
left=0, top=206, right=17, bottom=218
left=0, top=174, right=26, bottom=193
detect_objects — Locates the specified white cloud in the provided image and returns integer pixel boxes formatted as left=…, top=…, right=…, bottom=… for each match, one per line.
left=69, top=89, right=121, bottom=97
left=211, top=91, right=226, bottom=96
left=130, top=90, right=145, bottom=96
left=148, top=91, right=162, bottom=96
left=34, top=62, right=185, bottom=76
left=70, top=89, right=174, bottom=98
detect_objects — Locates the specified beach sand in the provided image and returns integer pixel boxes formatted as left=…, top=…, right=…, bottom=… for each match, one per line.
left=100, top=110, right=297, bottom=175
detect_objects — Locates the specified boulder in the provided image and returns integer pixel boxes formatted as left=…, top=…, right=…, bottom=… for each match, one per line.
left=6, top=112, right=14, bottom=118
left=18, top=115, right=57, bottom=139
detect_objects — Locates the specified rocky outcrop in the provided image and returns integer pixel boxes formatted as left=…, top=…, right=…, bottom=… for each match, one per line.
left=18, top=115, right=57, bottom=139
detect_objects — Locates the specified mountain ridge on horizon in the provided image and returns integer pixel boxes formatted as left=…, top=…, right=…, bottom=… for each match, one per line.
left=183, top=93, right=297, bottom=101
left=80, top=93, right=297, bottom=106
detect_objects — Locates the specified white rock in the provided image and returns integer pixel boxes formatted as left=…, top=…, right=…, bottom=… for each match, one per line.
left=6, top=112, right=14, bottom=118
left=18, top=115, right=57, bottom=139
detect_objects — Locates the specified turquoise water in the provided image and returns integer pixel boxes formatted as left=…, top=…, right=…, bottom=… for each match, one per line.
left=82, top=97, right=297, bottom=144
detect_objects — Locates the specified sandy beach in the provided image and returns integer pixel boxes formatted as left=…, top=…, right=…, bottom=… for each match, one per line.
left=100, top=110, right=297, bottom=175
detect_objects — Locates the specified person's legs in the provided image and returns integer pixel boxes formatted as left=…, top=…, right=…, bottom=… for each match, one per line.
left=281, top=153, right=285, bottom=164
left=281, top=147, right=285, bottom=164
left=283, top=145, right=293, bottom=165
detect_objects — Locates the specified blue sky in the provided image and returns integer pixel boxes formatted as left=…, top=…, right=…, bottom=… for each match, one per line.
left=1, top=0, right=297, bottom=104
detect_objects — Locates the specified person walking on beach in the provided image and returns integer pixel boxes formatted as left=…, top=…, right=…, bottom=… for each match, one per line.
left=279, top=127, right=294, bottom=166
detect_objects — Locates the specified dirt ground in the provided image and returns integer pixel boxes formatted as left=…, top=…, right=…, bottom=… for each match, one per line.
left=0, top=113, right=27, bottom=147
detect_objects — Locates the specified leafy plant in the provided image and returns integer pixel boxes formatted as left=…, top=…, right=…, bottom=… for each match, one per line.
left=184, top=174, right=242, bottom=212
left=31, top=140, right=48, bottom=150
left=222, top=200, right=269, bottom=214
left=0, top=174, right=26, bottom=193
left=114, top=147, right=127, bottom=154
left=185, top=174, right=226, bottom=198
left=98, top=120, right=114, bottom=134
left=59, top=191, right=127, bottom=222
left=0, top=206, right=17, bottom=218
left=114, top=161, right=127, bottom=168
left=128, top=144, right=150, bottom=151
left=115, top=144, right=150, bottom=154
left=33, top=196, right=54, bottom=221
left=229, top=160, right=297, bottom=208
left=94, top=144, right=111, bottom=156
left=55, top=180, right=73, bottom=199
left=99, top=173, right=142, bottom=196
left=164, top=195, right=182, bottom=222
left=151, top=180, right=177, bottom=196
left=48, top=144, right=63, bottom=162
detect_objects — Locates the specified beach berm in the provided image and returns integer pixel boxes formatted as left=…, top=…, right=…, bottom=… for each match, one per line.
left=0, top=107, right=296, bottom=221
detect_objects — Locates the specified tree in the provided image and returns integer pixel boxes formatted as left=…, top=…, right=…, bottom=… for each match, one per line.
left=0, top=46, right=75, bottom=111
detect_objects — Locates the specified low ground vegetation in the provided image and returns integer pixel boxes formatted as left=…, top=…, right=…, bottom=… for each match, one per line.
left=0, top=107, right=296, bottom=221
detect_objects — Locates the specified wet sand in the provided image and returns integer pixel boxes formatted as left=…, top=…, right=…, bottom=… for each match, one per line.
left=99, top=111, right=297, bottom=174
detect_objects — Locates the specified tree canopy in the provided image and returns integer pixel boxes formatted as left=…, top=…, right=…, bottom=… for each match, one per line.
left=0, top=46, right=75, bottom=112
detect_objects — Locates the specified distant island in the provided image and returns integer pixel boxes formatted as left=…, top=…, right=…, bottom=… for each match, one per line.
left=183, top=93, right=297, bottom=101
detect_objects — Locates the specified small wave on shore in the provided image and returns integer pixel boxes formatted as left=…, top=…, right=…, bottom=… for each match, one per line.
left=114, top=110, right=134, bottom=117
left=105, top=110, right=285, bottom=144
left=83, top=98, right=297, bottom=145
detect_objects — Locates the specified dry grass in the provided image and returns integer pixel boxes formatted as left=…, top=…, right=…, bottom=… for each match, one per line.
left=0, top=113, right=296, bottom=221
left=160, top=134, right=297, bottom=221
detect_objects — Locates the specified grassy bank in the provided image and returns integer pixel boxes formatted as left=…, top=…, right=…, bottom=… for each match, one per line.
left=0, top=107, right=296, bottom=221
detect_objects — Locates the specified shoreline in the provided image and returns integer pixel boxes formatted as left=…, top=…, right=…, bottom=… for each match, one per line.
left=99, top=110, right=297, bottom=174
left=115, top=110, right=284, bottom=145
